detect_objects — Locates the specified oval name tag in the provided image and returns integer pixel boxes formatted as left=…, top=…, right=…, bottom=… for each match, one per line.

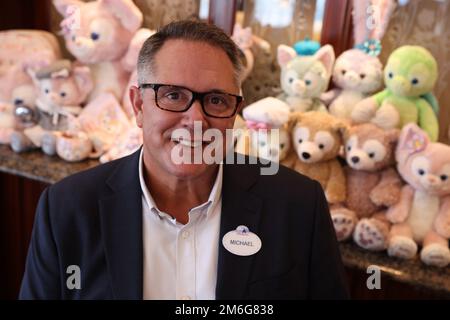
left=222, top=225, right=262, bottom=256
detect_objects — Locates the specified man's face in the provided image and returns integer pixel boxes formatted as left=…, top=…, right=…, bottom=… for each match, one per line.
left=131, top=39, right=241, bottom=179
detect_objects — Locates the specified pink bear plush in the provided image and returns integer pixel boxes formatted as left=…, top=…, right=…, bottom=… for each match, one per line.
left=53, top=0, right=143, bottom=101
left=387, top=124, right=450, bottom=267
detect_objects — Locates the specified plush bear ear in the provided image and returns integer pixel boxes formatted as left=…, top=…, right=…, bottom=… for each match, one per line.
left=287, top=112, right=303, bottom=132
left=333, top=120, right=349, bottom=140
left=99, top=0, right=143, bottom=33
left=73, top=66, right=93, bottom=102
left=385, top=128, right=401, bottom=145
left=53, top=0, right=83, bottom=17
left=277, top=44, right=297, bottom=67
left=397, top=123, right=429, bottom=161
left=314, top=44, right=335, bottom=77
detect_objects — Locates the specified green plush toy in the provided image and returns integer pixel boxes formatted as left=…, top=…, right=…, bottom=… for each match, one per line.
left=351, top=45, right=439, bottom=141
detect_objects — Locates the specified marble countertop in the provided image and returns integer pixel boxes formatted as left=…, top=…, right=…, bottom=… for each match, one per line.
left=0, top=144, right=449, bottom=295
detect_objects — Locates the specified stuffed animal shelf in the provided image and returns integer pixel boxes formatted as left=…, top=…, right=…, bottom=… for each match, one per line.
left=352, top=45, right=440, bottom=142
left=386, top=124, right=450, bottom=268
left=288, top=111, right=347, bottom=205
left=331, top=123, right=402, bottom=251
left=276, top=44, right=335, bottom=113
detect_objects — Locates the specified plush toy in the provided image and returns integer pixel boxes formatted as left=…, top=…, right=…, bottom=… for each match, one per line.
left=322, top=0, right=396, bottom=120
left=322, top=49, right=383, bottom=120
left=99, top=126, right=142, bottom=163
left=10, top=60, right=93, bottom=157
left=277, top=44, right=335, bottom=113
left=53, top=0, right=143, bottom=101
left=331, top=123, right=402, bottom=251
left=0, top=30, right=61, bottom=144
left=352, top=45, right=439, bottom=141
left=386, top=124, right=450, bottom=267
left=288, top=111, right=346, bottom=204
left=236, top=97, right=292, bottom=164
left=121, top=28, right=155, bottom=119
left=231, top=24, right=271, bottom=82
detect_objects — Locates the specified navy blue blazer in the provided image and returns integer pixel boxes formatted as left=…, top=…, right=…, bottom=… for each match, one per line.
left=19, top=150, right=349, bottom=299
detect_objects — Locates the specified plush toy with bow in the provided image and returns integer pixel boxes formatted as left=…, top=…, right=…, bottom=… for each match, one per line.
left=277, top=44, right=335, bottom=113
left=386, top=124, right=450, bottom=267
left=53, top=0, right=143, bottom=102
left=322, top=0, right=396, bottom=120
left=236, top=97, right=292, bottom=165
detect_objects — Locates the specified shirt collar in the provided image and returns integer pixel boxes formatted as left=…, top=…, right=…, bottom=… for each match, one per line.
left=138, top=148, right=223, bottom=222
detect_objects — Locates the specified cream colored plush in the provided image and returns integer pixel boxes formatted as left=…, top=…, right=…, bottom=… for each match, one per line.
left=287, top=111, right=346, bottom=205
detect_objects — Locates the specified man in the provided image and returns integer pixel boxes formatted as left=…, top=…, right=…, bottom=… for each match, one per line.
left=19, top=20, right=349, bottom=299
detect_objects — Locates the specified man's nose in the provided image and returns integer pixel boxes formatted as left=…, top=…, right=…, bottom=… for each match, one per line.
left=180, top=99, right=208, bottom=126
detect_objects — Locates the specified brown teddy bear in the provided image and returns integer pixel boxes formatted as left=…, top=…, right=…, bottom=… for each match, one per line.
left=287, top=111, right=347, bottom=205
left=332, top=123, right=403, bottom=251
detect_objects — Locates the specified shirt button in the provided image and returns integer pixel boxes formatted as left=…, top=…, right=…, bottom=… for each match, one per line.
left=182, top=231, right=190, bottom=239
left=181, top=296, right=191, bottom=300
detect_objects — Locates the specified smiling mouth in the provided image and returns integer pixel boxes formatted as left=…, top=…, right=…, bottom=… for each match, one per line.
left=172, top=138, right=207, bottom=148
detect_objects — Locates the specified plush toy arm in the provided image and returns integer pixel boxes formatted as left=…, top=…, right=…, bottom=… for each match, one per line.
left=313, top=99, right=328, bottom=113
left=351, top=90, right=390, bottom=124
left=370, top=167, right=402, bottom=207
left=372, top=89, right=390, bottom=107
left=386, top=184, right=414, bottom=223
left=324, top=160, right=346, bottom=204
left=417, top=99, right=439, bottom=142
left=321, top=89, right=341, bottom=105
left=434, top=196, right=450, bottom=239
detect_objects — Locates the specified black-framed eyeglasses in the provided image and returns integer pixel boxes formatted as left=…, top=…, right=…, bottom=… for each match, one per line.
left=138, top=83, right=243, bottom=118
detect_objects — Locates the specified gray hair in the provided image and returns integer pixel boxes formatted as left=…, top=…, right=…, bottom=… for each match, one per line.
left=137, top=19, right=243, bottom=86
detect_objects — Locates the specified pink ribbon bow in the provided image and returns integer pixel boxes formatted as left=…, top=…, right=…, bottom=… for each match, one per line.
left=245, top=120, right=271, bottom=130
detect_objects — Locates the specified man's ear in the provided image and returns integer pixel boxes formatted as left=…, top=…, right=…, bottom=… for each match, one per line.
left=129, top=85, right=143, bottom=128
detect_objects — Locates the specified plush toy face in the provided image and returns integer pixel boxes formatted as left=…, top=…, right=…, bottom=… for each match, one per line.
left=36, top=66, right=93, bottom=107
left=53, top=0, right=143, bottom=64
left=290, top=111, right=343, bottom=163
left=332, top=49, right=383, bottom=95
left=278, top=44, right=335, bottom=99
left=250, top=128, right=290, bottom=162
left=396, top=124, right=450, bottom=196
left=344, top=123, right=398, bottom=172
left=384, top=45, right=438, bottom=98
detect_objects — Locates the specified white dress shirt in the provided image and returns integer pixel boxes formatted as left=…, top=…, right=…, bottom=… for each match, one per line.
left=139, top=149, right=222, bottom=300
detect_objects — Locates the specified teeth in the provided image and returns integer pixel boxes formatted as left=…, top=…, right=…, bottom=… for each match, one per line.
left=176, top=139, right=203, bottom=148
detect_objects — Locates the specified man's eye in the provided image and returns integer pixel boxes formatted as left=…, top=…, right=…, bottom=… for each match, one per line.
left=209, top=95, right=226, bottom=105
left=166, top=92, right=180, bottom=100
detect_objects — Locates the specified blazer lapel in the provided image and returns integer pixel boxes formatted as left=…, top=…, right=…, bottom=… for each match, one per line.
left=216, top=157, right=263, bottom=299
left=99, top=150, right=143, bottom=299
